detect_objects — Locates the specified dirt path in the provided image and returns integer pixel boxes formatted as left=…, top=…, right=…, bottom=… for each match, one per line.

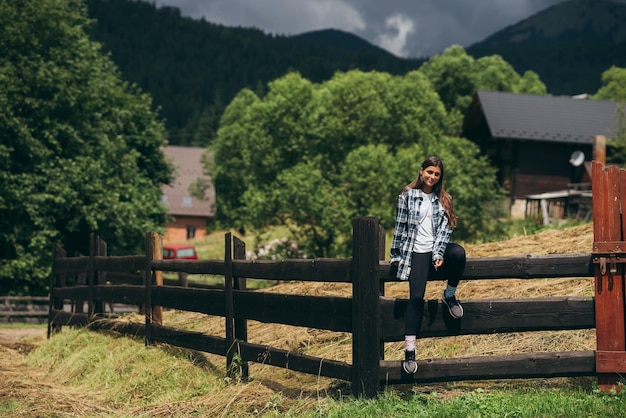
left=0, top=327, right=47, bottom=353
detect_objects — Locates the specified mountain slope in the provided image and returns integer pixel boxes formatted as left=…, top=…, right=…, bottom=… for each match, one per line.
left=85, top=0, right=626, bottom=143
left=85, top=0, right=421, bottom=143
left=467, top=0, right=626, bottom=94
left=292, top=29, right=396, bottom=56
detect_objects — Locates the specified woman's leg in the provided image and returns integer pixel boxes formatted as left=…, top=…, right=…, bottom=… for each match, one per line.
left=404, top=252, right=431, bottom=336
left=403, top=251, right=431, bottom=373
left=438, top=242, right=466, bottom=287
left=436, top=242, right=466, bottom=318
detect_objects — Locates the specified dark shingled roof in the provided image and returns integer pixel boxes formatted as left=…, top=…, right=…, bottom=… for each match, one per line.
left=162, top=146, right=214, bottom=217
left=464, top=90, right=621, bottom=144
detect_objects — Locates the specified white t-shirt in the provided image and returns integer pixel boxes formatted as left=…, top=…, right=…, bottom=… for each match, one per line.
left=412, top=193, right=435, bottom=253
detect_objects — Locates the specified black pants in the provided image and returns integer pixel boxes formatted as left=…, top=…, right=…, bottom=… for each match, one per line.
left=404, top=242, right=466, bottom=336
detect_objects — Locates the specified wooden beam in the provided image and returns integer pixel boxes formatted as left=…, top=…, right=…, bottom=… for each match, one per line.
left=151, top=232, right=163, bottom=325
left=351, top=217, right=381, bottom=398
left=236, top=340, right=352, bottom=381
left=596, top=351, right=626, bottom=373
left=592, top=161, right=626, bottom=392
left=380, top=297, right=595, bottom=340
left=380, top=351, right=595, bottom=384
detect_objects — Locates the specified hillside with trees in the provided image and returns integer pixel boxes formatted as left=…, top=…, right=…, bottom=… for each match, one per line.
left=466, top=0, right=626, bottom=95
left=85, top=0, right=422, bottom=145
left=85, top=0, right=626, bottom=145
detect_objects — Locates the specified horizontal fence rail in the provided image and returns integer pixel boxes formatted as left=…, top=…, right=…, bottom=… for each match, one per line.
left=0, top=296, right=49, bottom=322
left=48, top=216, right=616, bottom=398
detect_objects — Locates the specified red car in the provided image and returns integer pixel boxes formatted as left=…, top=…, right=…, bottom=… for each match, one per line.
left=162, top=245, right=198, bottom=260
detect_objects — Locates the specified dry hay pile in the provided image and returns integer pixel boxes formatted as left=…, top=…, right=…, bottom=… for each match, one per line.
left=0, top=336, right=117, bottom=416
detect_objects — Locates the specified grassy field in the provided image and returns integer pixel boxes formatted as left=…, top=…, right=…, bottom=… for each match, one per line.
left=2, top=221, right=626, bottom=417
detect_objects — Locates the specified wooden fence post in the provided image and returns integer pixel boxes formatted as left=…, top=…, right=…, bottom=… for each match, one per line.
left=48, top=244, right=66, bottom=338
left=233, top=235, right=249, bottom=380
left=144, top=232, right=154, bottom=346
left=94, top=236, right=107, bottom=316
left=351, top=216, right=381, bottom=398
left=75, top=259, right=86, bottom=314
left=151, top=232, right=163, bottom=325
left=224, top=232, right=236, bottom=377
left=378, top=224, right=386, bottom=361
left=87, top=233, right=95, bottom=319
left=591, top=161, right=626, bottom=393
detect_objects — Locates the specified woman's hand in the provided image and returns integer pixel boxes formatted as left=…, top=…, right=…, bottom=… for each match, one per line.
left=433, top=259, right=443, bottom=271
left=389, top=261, right=399, bottom=277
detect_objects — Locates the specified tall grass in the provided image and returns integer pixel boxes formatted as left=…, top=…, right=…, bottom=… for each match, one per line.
left=9, top=327, right=625, bottom=417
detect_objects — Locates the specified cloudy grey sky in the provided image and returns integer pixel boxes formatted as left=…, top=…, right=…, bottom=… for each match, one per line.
left=151, top=0, right=567, bottom=58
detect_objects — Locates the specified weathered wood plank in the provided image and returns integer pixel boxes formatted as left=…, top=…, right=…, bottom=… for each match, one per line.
left=91, top=255, right=146, bottom=273
left=380, top=297, right=595, bottom=341
left=351, top=217, right=381, bottom=398
left=236, top=340, right=352, bottom=381
left=88, top=319, right=145, bottom=336
left=53, top=256, right=90, bottom=275
left=380, top=253, right=593, bottom=282
left=152, top=286, right=226, bottom=315
left=596, top=351, right=626, bottom=373
left=232, top=258, right=352, bottom=282
left=92, top=285, right=145, bottom=305
left=233, top=291, right=352, bottom=332
left=151, top=259, right=225, bottom=275
left=49, top=309, right=88, bottom=327
left=592, top=161, right=626, bottom=391
left=52, top=286, right=89, bottom=300
left=225, top=232, right=236, bottom=376
left=151, top=328, right=226, bottom=355
left=62, top=254, right=594, bottom=282
left=161, top=278, right=222, bottom=289
left=0, top=310, right=48, bottom=318
left=106, top=272, right=143, bottom=286
left=233, top=235, right=249, bottom=380
left=1, top=296, right=49, bottom=302
left=87, top=319, right=227, bottom=355
left=379, top=351, right=595, bottom=384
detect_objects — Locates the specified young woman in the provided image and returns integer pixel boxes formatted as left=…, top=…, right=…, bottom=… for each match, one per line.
left=389, top=156, right=466, bottom=374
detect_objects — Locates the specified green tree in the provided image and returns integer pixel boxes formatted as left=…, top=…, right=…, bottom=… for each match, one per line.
left=418, top=45, right=476, bottom=114
left=0, top=0, right=173, bottom=294
left=594, top=66, right=626, bottom=101
left=210, top=69, right=505, bottom=256
left=592, top=67, right=626, bottom=166
left=419, top=45, right=546, bottom=134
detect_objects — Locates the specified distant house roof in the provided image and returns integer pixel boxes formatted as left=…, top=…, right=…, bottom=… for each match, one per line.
left=463, top=90, right=621, bottom=144
left=162, top=146, right=214, bottom=217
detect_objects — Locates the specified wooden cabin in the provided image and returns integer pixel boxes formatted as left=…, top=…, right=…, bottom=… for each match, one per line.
left=161, top=146, right=214, bottom=242
left=462, top=90, right=619, bottom=219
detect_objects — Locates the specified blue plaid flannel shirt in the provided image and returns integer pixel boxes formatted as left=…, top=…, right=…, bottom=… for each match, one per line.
left=389, top=188, right=453, bottom=281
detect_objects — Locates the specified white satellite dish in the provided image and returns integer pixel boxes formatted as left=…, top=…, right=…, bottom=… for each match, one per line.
left=569, top=150, right=585, bottom=167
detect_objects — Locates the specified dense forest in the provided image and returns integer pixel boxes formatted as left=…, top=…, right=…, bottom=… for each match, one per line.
left=86, top=0, right=423, bottom=145
left=85, top=0, right=626, bottom=146
left=466, top=0, right=626, bottom=96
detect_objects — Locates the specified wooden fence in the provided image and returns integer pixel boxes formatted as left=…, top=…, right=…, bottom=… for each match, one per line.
left=48, top=161, right=626, bottom=398
left=0, top=296, right=49, bottom=323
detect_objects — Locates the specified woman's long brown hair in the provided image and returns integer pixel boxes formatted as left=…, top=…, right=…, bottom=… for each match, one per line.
left=402, top=156, right=458, bottom=228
